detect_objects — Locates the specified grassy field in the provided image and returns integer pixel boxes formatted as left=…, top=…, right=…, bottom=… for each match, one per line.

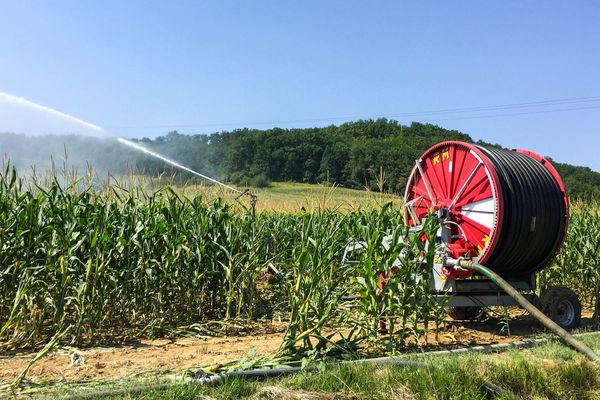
left=172, top=181, right=403, bottom=213
left=29, top=334, right=600, bottom=399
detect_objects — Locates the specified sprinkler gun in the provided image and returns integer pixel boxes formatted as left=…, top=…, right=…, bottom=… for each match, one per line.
left=235, top=188, right=258, bottom=216
left=117, top=137, right=258, bottom=215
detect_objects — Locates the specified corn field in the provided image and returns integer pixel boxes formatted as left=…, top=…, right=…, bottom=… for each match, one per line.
left=0, top=166, right=598, bottom=352
left=538, top=201, right=600, bottom=321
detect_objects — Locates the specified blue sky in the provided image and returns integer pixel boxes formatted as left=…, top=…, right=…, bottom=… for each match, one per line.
left=1, top=1, right=599, bottom=171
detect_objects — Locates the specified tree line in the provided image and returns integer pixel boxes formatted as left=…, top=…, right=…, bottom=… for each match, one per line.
left=137, top=120, right=473, bottom=193
left=133, top=119, right=600, bottom=200
left=1, top=119, right=599, bottom=200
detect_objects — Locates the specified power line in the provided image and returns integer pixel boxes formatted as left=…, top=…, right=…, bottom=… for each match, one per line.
left=105, top=95, right=600, bottom=131
left=423, top=104, right=600, bottom=123
left=391, top=97, right=600, bottom=117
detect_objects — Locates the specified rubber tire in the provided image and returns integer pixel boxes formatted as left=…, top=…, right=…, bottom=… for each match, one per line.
left=447, top=306, right=484, bottom=320
left=539, top=286, right=581, bottom=331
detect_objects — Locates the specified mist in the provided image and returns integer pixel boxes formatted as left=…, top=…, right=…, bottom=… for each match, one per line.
left=0, top=133, right=143, bottom=180
left=0, top=92, right=154, bottom=187
left=0, top=92, right=103, bottom=137
left=0, top=92, right=226, bottom=192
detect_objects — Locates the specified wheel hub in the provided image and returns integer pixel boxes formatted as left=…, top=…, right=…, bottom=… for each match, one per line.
left=557, top=299, right=575, bottom=326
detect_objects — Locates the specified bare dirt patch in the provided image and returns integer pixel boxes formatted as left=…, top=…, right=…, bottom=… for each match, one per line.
left=0, top=332, right=284, bottom=383
left=0, top=311, right=595, bottom=384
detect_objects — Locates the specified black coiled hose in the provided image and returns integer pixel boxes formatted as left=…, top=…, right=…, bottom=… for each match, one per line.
left=474, top=146, right=567, bottom=276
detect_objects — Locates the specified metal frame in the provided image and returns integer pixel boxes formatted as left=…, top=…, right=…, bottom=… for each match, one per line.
left=439, top=293, right=538, bottom=308
left=434, top=273, right=537, bottom=308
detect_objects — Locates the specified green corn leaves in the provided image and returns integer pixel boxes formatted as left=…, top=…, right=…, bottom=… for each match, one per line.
left=538, top=202, right=600, bottom=325
left=1, top=163, right=595, bottom=354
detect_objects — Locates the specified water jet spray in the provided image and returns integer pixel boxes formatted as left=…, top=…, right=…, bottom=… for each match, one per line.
left=117, top=137, right=257, bottom=214
left=0, top=92, right=103, bottom=135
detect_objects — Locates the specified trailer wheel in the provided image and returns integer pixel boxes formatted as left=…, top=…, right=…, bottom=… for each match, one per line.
left=447, top=306, right=484, bottom=320
left=539, top=286, right=581, bottom=331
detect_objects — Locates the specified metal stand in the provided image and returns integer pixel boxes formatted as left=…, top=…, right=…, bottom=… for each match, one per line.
left=433, top=274, right=537, bottom=308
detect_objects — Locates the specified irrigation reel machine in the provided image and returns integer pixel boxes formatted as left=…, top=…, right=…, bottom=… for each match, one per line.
left=124, top=136, right=597, bottom=363
left=345, top=141, right=584, bottom=334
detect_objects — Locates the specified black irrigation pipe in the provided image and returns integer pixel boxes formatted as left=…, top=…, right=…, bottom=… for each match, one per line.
left=62, top=330, right=600, bottom=399
left=61, top=383, right=173, bottom=400
left=474, top=145, right=568, bottom=276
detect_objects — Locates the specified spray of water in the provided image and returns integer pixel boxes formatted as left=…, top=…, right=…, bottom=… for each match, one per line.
left=117, top=137, right=243, bottom=194
left=0, top=92, right=103, bottom=133
left=0, top=93, right=247, bottom=196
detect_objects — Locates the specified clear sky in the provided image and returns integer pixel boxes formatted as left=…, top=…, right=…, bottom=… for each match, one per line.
left=1, top=1, right=599, bottom=171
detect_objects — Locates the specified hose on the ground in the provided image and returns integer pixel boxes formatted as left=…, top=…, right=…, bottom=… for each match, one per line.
left=63, top=360, right=520, bottom=399
left=63, top=383, right=172, bottom=400
left=454, top=259, right=600, bottom=364
left=58, top=330, right=600, bottom=399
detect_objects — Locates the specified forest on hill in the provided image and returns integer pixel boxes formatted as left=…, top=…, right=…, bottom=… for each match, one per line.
left=132, top=120, right=600, bottom=200
left=2, top=119, right=600, bottom=200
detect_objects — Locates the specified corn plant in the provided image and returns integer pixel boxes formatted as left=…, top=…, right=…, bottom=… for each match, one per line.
left=2, top=161, right=597, bottom=354
left=278, top=210, right=353, bottom=355
left=347, top=205, right=443, bottom=346
left=0, top=165, right=279, bottom=345
left=539, top=202, right=600, bottom=324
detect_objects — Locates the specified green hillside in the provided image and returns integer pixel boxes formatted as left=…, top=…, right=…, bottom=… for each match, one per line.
left=133, top=119, right=600, bottom=200
left=2, top=120, right=599, bottom=199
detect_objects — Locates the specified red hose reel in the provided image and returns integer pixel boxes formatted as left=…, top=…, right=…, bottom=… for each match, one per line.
left=404, top=141, right=568, bottom=278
